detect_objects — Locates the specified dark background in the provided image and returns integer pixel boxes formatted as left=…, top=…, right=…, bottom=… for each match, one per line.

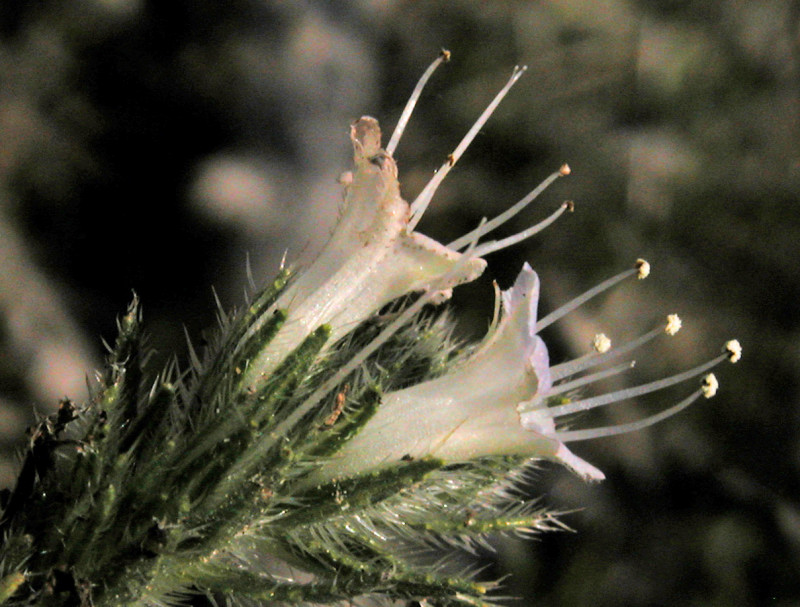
left=0, top=1, right=798, bottom=605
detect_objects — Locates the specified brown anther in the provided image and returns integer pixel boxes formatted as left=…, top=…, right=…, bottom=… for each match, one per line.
left=559, top=163, right=571, bottom=176
left=564, top=200, right=575, bottom=212
left=440, top=49, right=451, bottom=62
left=324, top=384, right=349, bottom=427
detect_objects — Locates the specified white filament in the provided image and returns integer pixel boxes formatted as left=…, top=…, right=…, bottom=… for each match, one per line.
left=408, top=66, right=528, bottom=231
left=536, top=267, right=639, bottom=332
left=447, top=169, right=564, bottom=251
left=471, top=201, right=571, bottom=258
left=386, top=50, right=450, bottom=156
left=559, top=389, right=702, bottom=442
left=543, top=353, right=728, bottom=419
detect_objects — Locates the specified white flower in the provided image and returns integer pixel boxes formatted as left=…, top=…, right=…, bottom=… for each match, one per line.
left=321, top=263, right=604, bottom=482
left=241, top=117, right=486, bottom=386
left=318, top=259, right=741, bottom=484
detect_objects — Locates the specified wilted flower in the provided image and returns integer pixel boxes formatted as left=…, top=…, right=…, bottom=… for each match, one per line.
left=240, top=115, right=487, bottom=386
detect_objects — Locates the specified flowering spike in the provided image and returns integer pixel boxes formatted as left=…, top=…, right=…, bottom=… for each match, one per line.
left=0, top=57, right=740, bottom=607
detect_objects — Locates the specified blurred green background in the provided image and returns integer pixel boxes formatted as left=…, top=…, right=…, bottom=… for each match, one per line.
left=0, top=1, right=797, bottom=605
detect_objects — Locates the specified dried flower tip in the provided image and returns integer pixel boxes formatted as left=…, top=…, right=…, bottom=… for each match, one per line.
left=636, top=258, right=651, bottom=279
left=559, top=163, right=571, bottom=176
left=665, top=314, right=682, bottom=336
left=725, top=339, right=742, bottom=363
left=593, top=333, right=611, bottom=353
left=702, top=373, right=719, bottom=398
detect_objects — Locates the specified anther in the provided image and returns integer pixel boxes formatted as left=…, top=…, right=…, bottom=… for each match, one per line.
left=725, top=339, right=742, bottom=363
left=665, top=314, right=682, bottom=336
left=593, top=333, right=611, bottom=353
left=559, top=164, right=571, bottom=176
left=636, top=259, right=651, bottom=280
left=702, top=373, right=719, bottom=398
left=564, top=200, right=575, bottom=213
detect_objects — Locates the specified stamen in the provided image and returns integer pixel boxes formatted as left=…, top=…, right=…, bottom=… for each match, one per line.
left=542, top=352, right=729, bottom=419
left=408, top=66, right=528, bottom=231
left=386, top=49, right=451, bottom=156
left=537, top=361, right=635, bottom=400
left=471, top=201, right=573, bottom=258
left=551, top=325, right=663, bottom=380
left=558, top=387, right=703, bottom=442
left=593, top=333, right=611, bottom=353
left=536, top=261, right=645, bottom=332
left=725, top=339, right=742, bottom=363
left=447, top=168, right=566, bottom=251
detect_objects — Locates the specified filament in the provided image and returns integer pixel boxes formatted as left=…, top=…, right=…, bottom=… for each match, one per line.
left=536, top=266, right=640, bottom=332
left=471, top=201, right=572, bottom=258
left=542, top=353, right=728, bottom=419
left=408, top=66, right=527, bottom=231
left=447, top=168, right=565, bottom=251
left=386, top=49, right=450, bottom=156
left=559, top=388, right=703, bottom=442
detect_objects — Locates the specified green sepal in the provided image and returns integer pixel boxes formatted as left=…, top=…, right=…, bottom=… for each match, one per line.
left=195, top=269, right=292, bottom=404
left=280, top=457, right=443, bottom=528
left=0, top=572, right=25, bottom=603
left=177, top=324, right=332, bottom=524
left=305, top=386, right=382, bottom=458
